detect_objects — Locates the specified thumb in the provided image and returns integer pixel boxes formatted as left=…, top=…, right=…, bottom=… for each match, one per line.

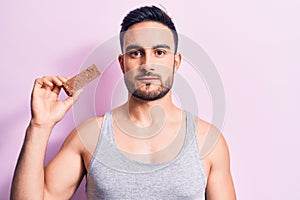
left=63, top=89, right=83, bottom=110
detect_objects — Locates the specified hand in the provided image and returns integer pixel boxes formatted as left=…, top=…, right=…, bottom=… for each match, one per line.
left=30, top=76, right=82, bottom=129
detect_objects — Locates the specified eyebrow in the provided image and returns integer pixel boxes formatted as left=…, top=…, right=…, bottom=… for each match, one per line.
left=152, top=44, right=171, bottom=50
left=125, top=45, right=143, bottom=53
left=125, top=44, right=171, bottom=53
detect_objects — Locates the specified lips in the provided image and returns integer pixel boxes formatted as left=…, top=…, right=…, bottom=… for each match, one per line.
left=136, top=76, right=160, bottom=83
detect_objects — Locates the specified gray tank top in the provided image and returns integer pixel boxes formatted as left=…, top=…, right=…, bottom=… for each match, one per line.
left=86, top=111, right=206, bottom=199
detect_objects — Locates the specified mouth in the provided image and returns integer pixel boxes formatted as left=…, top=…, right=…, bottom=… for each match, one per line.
left=136, top=76, right=160, bottom=83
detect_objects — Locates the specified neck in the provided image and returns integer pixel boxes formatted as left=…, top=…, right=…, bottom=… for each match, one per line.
left=112, top=91, right=184, bottom=138
left=124, top=91, right=178, bottom=126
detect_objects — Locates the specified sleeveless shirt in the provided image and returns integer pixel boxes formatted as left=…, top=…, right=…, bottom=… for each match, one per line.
left=86, top=111, right=207, bottom=199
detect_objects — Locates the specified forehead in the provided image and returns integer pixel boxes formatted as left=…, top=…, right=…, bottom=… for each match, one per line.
left=123, top=21, right=175, bottom=51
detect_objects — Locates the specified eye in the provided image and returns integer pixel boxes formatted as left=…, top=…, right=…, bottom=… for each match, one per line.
left=155, top=49, right=166, bottom=56
left=129, top=50, right=143, bottom=58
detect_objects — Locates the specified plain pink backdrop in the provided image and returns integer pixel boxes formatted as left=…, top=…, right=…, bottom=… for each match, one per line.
left=1, top=0, right=299, bottom=199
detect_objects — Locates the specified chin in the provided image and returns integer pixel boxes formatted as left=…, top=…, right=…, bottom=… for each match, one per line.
left=131, top=88, right=171, bottom=101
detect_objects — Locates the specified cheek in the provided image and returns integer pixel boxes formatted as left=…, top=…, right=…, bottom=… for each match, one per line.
left=124, top=56, right=141, bottom=69
left=153, top=56, right=173, bottom=65
left=161, top=75, right=174, bottom=87
left=156, top=64, right=174, bottom=77
left=124, top=66, right=139, bottom=80
left=154, top=56, right=174, bottom=70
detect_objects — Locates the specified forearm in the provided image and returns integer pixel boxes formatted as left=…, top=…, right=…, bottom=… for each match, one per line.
left=11, top=123, right=53, bottom=200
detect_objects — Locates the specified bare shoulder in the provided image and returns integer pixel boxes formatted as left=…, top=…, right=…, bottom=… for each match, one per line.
left=76, top=116, right=104, bottom=154
left=44, top=115, right=105, bottom=198
left=62, top=116, right=104, bottom=155
left=193, top=116, right=228, bottom=162
left=194, top=117, right=236, bottom=199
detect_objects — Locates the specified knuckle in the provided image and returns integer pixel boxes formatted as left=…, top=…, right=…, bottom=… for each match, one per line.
left=34, top=78, right=42, bottom=84
left=58, top=75, right=66, bottom=81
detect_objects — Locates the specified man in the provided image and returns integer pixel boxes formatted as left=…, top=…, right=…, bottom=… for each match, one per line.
left=11, top=5, right=236, bottom=200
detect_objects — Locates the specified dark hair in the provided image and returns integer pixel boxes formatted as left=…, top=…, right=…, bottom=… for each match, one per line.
left=120, top=5, right=178, bottom=53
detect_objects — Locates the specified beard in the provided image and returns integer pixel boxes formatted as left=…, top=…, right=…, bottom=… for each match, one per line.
left=124, top=70, right=174, bottom=101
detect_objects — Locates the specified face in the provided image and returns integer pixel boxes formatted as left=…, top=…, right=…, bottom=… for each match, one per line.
left=119, top=21, right=181, bottom=101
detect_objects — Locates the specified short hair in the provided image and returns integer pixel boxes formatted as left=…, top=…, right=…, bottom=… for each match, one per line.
left=120, top=5, right=178, bottom=53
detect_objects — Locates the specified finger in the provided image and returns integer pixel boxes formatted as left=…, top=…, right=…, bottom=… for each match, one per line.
left=41, top=76, right=54, bottom=88
left=51, top=76, right=64, bottom=86
left=32, top=79, right=44, bottom=97
left=41, top=76, right=66, bottom=87
left=52, top=85, right=62, bottom=95
left=34, top=78, right=43, bottom=89
left=57, top=76, right=68, bottom=83
left=63, top=89, right=83, bottom=110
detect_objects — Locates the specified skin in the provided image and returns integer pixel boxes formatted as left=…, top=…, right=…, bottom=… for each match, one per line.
left=11, top=21, right=236, bottom=199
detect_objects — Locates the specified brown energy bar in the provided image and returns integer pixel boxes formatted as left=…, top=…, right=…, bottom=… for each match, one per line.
left=62, top=64, right=100, bottom=96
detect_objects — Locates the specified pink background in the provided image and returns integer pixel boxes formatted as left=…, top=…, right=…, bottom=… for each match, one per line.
left=1, top=0, right=300, bottom=199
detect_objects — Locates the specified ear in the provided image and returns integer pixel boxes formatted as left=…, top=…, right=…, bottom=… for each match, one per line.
left=174, top=53, right=182, bottom=72
left=118, top=54, right=125, bottom=74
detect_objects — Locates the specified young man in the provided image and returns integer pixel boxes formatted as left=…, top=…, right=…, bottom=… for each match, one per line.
left=11, top=6, right=236, bottom=200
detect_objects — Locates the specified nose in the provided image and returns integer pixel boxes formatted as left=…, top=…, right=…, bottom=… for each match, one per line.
left=140, top=49, right=155, bottom=71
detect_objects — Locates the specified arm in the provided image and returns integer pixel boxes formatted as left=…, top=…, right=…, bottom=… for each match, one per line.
left=10, top=76, right=83, bottom=200
left=205, top=133, right=236, bottom=200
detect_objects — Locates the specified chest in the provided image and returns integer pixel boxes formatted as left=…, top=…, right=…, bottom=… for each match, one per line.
left=86, top=143, right=207, bottom=200
left=113, top=121, right=186, bottom=164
